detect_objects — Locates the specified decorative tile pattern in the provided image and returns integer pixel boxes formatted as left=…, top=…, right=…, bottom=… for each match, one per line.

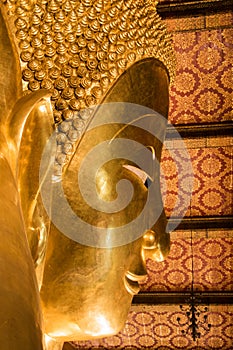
left=165, top=16, right=205, bottom=32
left=189, top=146, right=232, bottom=216
left=70, top=305, right=233, bottom=349
left=140, top=232, right=233, bottom=292
left=165, top=12, right=233, bottom=33
left=168, top=29, right=233, bottom=124
left=205, top=12, right=233, bottom=29
left=159, top=0, right=230, bottom=4
left=161, top=138, right=233, bottom=218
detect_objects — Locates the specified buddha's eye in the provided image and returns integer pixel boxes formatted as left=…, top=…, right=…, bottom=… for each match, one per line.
left=123, top=164, right=152, bottom=189
left=144, top=177, right=152, bottom=189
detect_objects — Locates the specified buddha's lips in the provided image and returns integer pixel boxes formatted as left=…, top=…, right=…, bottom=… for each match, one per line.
left=124, top=275, right=140, bottom=295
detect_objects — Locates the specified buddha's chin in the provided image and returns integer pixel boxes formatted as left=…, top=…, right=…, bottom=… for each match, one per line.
left=45, top=322, right=126, bottom=342
left=43, top=302, right=132, bottom=342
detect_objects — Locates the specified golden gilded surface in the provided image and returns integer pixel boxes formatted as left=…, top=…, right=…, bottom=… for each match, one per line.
left=3, top=0, right=175, bottom=124
left=0, top=7, right=53, bottom=349
left=39, top=59, right=170, bottom=345
left=0, top=0, right=174, bottom=348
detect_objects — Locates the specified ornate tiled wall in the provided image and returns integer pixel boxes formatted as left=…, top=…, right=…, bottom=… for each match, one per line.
left=160, top=10, right=233, bottom=220
left=161, top=136, right=233, bottom=218
left=165, top=14, right=232, bottom=125
left=71, top=305, right=233, bottom=349
left=169, top=29, right=232, bottom=124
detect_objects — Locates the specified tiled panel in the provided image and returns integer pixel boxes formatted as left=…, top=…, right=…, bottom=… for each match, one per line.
left=193, top=237, right=233, bottom=291
left=158, top=0, right=179, bottom=2
left=158, top=0, right=229, bottom=4
left=165, top=16, right=205, bottom=32
left=189, top=146, right=232, bottom=216
left=165, top=12, right=233, bottom=33
left=161, top=137, right=233, bottom=218
left=206, top=12, right=233, bottom=28
left=70, top=305, right=233, bottom=349
left=140, top=230, right=233, bottom=292
left=161, top=139, right=192, bottom=218
left=167, top=29, right=232, bottom=124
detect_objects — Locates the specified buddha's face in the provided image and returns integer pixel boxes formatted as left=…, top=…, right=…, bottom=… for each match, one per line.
left=40, top=229, right=147, bottom=341
left=40, top=120, right=169, bottom=342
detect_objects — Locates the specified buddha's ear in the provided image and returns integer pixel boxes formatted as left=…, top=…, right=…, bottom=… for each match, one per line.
left=0, top=5, right=55, bottom=281
left=15, top=92, right=54, bottom=279
left=5, top=94, right=54, bottom=272
left=6, top=91, right=54, bottom=172
left=0, top=6, right=54, bottom=173
left=0, top=8, right=44, bottom=349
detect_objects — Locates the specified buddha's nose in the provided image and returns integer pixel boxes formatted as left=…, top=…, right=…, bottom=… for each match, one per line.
left=142, top=229, right=170, bottom=262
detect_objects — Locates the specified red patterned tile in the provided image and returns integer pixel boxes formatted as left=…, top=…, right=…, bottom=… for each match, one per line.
left=164, top=12, right=233, bottom=33
left=194, top=238, right=233, bottom=291
left=161, top=139, right=233, bottom=217
left=189, top=146, right=232, bottom=216
left=168, top=29, right=233, bottom=124
left=165, top=16, right=205, bottom=32
left=206, top=12, right=233, bottom=28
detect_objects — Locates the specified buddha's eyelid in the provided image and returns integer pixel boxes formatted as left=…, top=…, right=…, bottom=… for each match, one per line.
left=146, top=145, right=156, bottom=179
left=123, top=165, right=153, bottom=187
left=123, top=146, right=156, bottom=187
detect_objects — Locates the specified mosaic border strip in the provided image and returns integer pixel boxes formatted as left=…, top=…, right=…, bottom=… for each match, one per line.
left=157, top=0, right=232, bottom=18
left=133, top=291, right=233, bottom=305
left=165, top=121, right=233, bottom=139
left=168, top=216, right=233, bottom=231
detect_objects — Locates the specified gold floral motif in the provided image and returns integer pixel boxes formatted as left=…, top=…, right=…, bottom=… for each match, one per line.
left=69, top=98, right=81, bottom=111
left=28, top=79, right=40, bottom=91
left=21, top=50, right=32, bottom=62
left=22, top=68, right=33, bottom=81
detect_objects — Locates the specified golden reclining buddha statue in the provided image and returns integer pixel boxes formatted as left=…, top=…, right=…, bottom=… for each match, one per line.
left=0, top=0, right=175, bottom=348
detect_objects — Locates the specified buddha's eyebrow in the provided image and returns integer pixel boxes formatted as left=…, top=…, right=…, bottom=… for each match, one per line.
left=123, top=165, right=153, bottom=189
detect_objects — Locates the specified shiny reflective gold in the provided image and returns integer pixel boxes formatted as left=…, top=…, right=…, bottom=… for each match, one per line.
left=1, top=0, right=173, bottom=348
left=40, top=59, right=170, bottom=342
left=0, top=6, right=53, bottom=349
left=45, top=335, right=64, bottom=350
